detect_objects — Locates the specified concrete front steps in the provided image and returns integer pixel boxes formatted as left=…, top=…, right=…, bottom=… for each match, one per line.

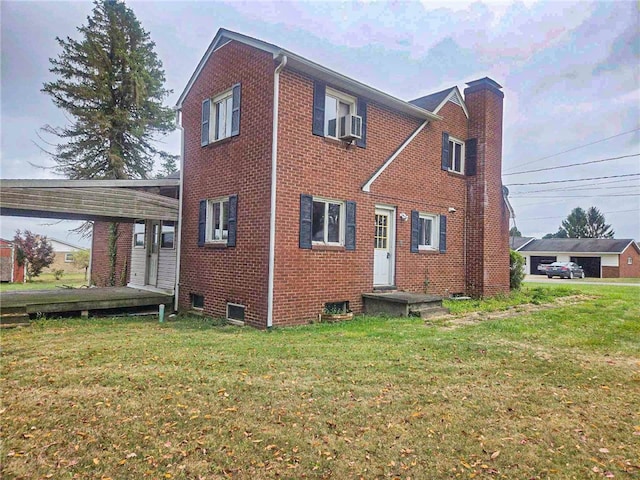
left=362, top=291, right=449, bottom=319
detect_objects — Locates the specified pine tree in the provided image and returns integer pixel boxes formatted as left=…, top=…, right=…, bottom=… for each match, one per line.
left=585, top=206, right=614, bottom=238
left=42, top=0, right=176, bottom=179
left=561, top=207, right=588, bottom=238
left=42, top=0, right=177, bottom=285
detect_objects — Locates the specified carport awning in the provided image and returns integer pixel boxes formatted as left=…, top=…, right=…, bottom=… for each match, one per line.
left=0, top=181, right=179, bottom=222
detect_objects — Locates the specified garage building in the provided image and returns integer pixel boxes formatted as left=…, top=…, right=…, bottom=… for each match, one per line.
left=512, top=237, right=640, bottom=278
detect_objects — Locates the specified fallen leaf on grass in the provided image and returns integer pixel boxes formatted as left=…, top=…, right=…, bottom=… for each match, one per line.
left=491, top=450, right=500, bottom=459
left=599, top=448, right=610, bottom=453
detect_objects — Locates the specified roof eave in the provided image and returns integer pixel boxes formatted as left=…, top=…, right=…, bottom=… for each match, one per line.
left=176, top=29, right=442, bottom=121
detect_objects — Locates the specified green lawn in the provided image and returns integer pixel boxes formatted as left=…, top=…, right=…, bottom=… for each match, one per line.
left=1, top=284, right=639, bottom=479
left=0, top=272, right=87, bottom=292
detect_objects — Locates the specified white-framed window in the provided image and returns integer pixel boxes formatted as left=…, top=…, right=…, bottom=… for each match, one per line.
left=133, top=220, right=146, bottom=248
left=325, top=88, right=356, bottom=139
left=448, top=137, right=465, bottom=174
left=161, top=221, right=175, bottom=249
left=628, top=256, right=633, bottom=265
left=206, top=197, right=229, bottom=243
left=418, top=214, right=439, bottom=250
left=211, top=89, right=233, bottom=141
left=64, top=253, right=74, bottom=263
left=312, top=197, right=344, bottom=245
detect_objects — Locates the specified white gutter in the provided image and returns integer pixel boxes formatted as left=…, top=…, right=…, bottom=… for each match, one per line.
left=266, top=55, right=288, bottom=328
left=362, top=120, right=429, bottom=192
left=174, top=109, right=185, bottom=312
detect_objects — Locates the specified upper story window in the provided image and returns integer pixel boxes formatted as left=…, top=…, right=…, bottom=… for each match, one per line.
left=418, top=214, right=439, bottom=250
left=134, top=220, right=145, bottom=248
left=207, top=198, right=229, bottom=243
left=325, top=88, right=356, bottom=139
left=628, top=256, right=633, bottom=265
left=201, top=84, right=241, bottom=146
left=212, top=90, right=233, bottom=141
left=448, top=137, right=465, bottom=174
left=312, top=198, right=344, bottom=245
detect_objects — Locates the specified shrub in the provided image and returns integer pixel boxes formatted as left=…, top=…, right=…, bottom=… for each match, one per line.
left=510, top=250, right=525, bottom=290
left=53, top=269, right=65, bottom=280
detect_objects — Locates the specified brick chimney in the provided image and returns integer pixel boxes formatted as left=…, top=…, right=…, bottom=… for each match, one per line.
left=464, top=77, right=510, bottom=297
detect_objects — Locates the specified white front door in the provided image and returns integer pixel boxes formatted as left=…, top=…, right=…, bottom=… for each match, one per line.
left=373, top=207, right=395, bottom=286
left=146, top=220, right=160, bottom=286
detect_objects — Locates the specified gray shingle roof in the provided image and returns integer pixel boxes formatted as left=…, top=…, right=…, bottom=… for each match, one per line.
left=409, top=88, right=455, bottom=111
left=519, top=238, right=636, bottom=254
left=509, top=236, right=535, bottom=250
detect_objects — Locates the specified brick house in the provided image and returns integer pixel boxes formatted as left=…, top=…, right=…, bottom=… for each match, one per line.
left=169, top=29, right=509, bottom=328
left=42, top=238, right=86, bottom=276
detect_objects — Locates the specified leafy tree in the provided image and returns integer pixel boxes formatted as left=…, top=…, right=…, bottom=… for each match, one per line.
left=509, top=250, right=525, bottom=290
left=13, top=230, right=55, bottom=282
left=561, top=207, right=588, bottom=238
left=509, top=226, right=522, bottom=237
left=585, top=206, right=614, bottom=238
left=72, top=249, right=91, bottom=280
left=42, top=0, right=176, bottom=285
left=542, top=228, right=568, bottom=239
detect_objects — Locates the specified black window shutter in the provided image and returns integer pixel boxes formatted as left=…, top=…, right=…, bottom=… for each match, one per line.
left=345, top=200, right=356, bottom=250
left=201, top=99, right=210, bottom=146
left=441, top=132, right=450, bottom=171
left=356, top=98, right=367, bottom=148
left=227, top=195, right=238, bottom=247
left=299, top=194, right=313, bottom=249
left=410, top=210, right=419, bottom=253
left=465, top=138, right=477, bottom=176
left=198, top=200, right=206, bottom=246
left=312, top=82, right=326, bottom=136
left=439, top=215, right=447, bottom=253
left=231, top=83, right=241, bottom=137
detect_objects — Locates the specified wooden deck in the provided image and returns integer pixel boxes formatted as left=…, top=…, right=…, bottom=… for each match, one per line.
left=1, top=287, right=173, bottom=326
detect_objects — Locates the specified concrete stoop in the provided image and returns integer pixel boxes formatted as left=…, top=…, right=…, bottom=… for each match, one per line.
left=362, top=291, right=449, bottom=318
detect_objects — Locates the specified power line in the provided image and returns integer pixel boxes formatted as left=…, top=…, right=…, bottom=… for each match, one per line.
left=510, top=193, right=639, bottom=198
left=503, top=127, right=640, bottom=172
left=511, top=183, right=640, bottom=194
left=503, top=153, right=640, bottom=176
left=517, top=208, right=639, bottom=222
left=505, top=173, right=640, bottom=186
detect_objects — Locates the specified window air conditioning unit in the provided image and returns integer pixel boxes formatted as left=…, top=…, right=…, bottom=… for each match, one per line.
left=338, top=114, right=362, bottom=141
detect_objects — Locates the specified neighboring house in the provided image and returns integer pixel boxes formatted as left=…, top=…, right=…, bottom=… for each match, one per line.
left=0, top=238, right=25, bottom=283
left=88, top=29, right=510, bottom=327
left=512, top=237, right=640, bottom=278
left=43, top=239, right=87, bottom=275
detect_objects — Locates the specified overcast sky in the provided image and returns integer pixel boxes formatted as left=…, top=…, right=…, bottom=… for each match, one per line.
left=1, top=0, right=639, bottom=247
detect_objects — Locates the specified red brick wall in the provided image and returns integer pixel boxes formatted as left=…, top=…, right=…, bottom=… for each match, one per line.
left=271, top=70, right=474, bottom=326
left=618, top=243, right=640, bottom=278
left=90, top=221, right=132, bottom=287
left=178, top=41, right=275, bottom=328
left=601, top=266, right=619, bottom=278
left=464, top=81, right=510, bottom=297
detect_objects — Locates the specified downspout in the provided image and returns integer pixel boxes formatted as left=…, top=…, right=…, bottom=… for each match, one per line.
left=267, top=54, right=287, bottom=328
left=174, top=109, right=185, bottom=312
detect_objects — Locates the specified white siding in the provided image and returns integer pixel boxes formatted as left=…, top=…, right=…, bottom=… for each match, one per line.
left=129, top=245, right=146, bottom=286
left=156, top=247, right=177, bottom=292
left=600, top=254, right=619, bottom=267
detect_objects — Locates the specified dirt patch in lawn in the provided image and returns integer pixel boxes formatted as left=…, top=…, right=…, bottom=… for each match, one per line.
left=433, top=294, right=595, bottom=330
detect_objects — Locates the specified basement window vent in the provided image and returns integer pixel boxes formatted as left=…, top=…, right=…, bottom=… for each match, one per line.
left=190, top=293, right=204, bottom=310
left=226, top=303, right=245, bottom=323
left=324, top=301, right=349, bottom=314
